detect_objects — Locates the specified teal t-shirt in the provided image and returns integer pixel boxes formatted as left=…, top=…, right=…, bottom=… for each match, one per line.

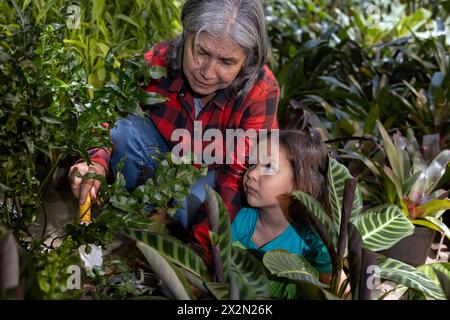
left=232, top=207, right=332, bottom=273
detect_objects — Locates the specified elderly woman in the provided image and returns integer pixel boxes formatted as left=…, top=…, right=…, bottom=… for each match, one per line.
left=69, top=0, right=279, bottom=255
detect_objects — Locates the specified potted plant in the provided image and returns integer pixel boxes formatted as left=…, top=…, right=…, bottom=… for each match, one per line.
left=346, top=120, right=450, bottom=266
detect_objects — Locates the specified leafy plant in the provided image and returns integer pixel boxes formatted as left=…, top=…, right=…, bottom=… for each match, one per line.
left=347, top=121, right=450, bottom=239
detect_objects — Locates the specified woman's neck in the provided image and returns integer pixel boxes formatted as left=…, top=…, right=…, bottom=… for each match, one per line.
left=193, top=91, right=215, bottom=106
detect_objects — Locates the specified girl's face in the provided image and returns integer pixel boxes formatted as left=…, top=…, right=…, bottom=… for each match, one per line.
left=243, top=141, right=294, bottom=209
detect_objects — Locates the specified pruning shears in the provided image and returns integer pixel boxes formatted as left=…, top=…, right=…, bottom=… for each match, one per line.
left=78, top=194, right=103, bottom=270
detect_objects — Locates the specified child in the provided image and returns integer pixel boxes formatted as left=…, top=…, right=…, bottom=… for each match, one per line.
left=232, top=129, right=332, bottom=283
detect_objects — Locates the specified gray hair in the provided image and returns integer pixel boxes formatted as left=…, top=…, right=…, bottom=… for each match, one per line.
left=166, top=0, right=269, bottom=99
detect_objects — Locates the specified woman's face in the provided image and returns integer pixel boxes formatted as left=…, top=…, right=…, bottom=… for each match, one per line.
left=183, top=32, right=247, bottom=97
left=243, top=141, right=294, bottom=209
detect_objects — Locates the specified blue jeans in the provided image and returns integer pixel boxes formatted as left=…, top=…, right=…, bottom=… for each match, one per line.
left=110, top=114, right=216, bottom=229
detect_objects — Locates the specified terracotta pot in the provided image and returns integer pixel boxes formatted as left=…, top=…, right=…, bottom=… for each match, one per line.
left=380, top=226, right=436, bottom=267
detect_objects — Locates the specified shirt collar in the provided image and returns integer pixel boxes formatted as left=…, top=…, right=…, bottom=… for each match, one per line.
left=167, top=75, right=227, bottom=110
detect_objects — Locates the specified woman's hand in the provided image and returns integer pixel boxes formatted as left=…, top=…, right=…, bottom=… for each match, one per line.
left=69, top=161, right=106, bottom=205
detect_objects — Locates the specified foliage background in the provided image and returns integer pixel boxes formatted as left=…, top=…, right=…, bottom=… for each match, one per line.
left=1, top=0, right=449, bottom=300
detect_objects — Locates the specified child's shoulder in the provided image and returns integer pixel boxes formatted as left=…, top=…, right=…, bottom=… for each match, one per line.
left=231, top=207, right=259, bottom=241
left=234, top=206, right=259, bottom=222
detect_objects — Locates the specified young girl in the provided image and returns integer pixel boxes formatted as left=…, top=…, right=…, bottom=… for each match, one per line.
left=232, top=130, right=332, bottom=283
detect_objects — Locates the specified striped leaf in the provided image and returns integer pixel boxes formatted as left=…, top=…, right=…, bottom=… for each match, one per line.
left=378, top=258, right=446, bottom=300
left=231, top=246, right=271, bottom=298
left=205, top=282, right=229, bottom=300
left=418, top=262, right=450, bottom=297
left=230, top=269, right=257, bottom=300
left=136, top=241, right=193, bottom=300
left=328, top=158, right=363, bottom=228
left=293, top=191, right=338, bottom=249
left=205, top=185, right=232, bottom=283
left=352, top=204, right=415, bottom=251
left=125, top=229, right=210, bottom=280
left=263, top=250, right=329, bottom=288
left=423, top=216, right=450, bottom=241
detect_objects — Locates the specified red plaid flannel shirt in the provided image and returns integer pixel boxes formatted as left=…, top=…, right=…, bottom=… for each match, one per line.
left=88, top=42, right=279, bottom=258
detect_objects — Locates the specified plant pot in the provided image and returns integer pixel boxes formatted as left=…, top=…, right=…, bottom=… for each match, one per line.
left=380, top=226, right=436, bottom=267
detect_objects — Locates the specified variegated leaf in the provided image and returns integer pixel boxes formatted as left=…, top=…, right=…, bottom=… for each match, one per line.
left=378, top=258, right=446, bottom=300
left=263, top=250, right=329, bottom=288
left=352, top=204, right=414, bottom=251
left=125, top=229, right=209, bottom=280
left=136, top=241, right=192, bottom=300
left=205, top=185, right=232, bottom=283
left=231, top=246, right=271, bottom=298
left=328, top=158, right=363, bottom=229
left=292, top=191, right=338, bottom=249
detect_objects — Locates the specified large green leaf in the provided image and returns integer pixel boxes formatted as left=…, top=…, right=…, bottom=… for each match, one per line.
left=125, top=229, right=209, bottom=280
left=292, top=191, right=338, bottom=248
left=263, top=250, right=329, bottom=288
left=327, top=158, right=363, bottom=229
left=422, top=216, right=450, bottom=241
left=376, top=120, right=405, bottom=183
left=378, top=258, right=446, bottom=300
left=229, top=269, right=257, bottom=300
left=423, top=149, right=450, bottom=195
left=204, top=282, right=229, bottom=300
left=136, top=241, right=192, bottom=300
left=409, top=150, right=450, bottom=202
left=205, top=185, right=232, bottom=283
left=352, top=204, right=415, bottom=251
left=231, top=247, right=271, bottom=298
left=418, top=262, right=450, bottom=297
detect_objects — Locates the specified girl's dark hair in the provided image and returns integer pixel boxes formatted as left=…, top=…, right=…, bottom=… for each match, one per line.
left=267, top=129, right=331, bottom=226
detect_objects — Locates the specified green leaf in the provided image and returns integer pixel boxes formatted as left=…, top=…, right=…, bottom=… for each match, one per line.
left=231, top=247, right=271, bottom=298
left=205, top=185, right=232, bottom=283
left=139, top=91, right=169, bottom=105
left=136, top=241, right=192, bottom=300
left=116, top=14, right=141, bottom=29
left=292, top=191, right=339, bottom=249
left=263, top=250, right=329, bottom=288
left=377, top=120, right=405, bottom=183
left=35, top=0, right=57, bottom=24
left=417, top=199, right=450, bottom=217
left=205, top=282, right=229, bottom=300
left=378, top=258, right=446, bottom=300
left=418, top=262, right=450, bottom=297
left=149, top=66, right=167, bottom=79
left=327, top=158, right=363, bottom=229
left=423, top=150, right=450, bottom=195
left=230, top=270, right=257, bottom=300
left=352, top=204, right=415, bottom=251
left=422, top=217, right=450, bottom=241
left=125, top=230, right=209, bottom=280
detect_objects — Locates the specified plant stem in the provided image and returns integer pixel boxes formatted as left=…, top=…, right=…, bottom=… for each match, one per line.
left=38, top=152, right=63, bottom=197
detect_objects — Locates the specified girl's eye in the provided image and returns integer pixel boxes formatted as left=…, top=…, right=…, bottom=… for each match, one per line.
left=248, top=163, right=256, bottom=169
left=262, top=163, right=277, bottom=173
